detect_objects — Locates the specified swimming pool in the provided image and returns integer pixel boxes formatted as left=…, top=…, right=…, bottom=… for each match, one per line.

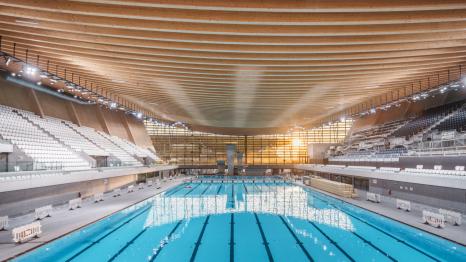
left=16, top=179, right=466, bottom=261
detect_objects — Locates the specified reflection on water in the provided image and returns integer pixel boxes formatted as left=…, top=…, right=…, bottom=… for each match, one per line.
left=135, top=182, right=354, bottom=231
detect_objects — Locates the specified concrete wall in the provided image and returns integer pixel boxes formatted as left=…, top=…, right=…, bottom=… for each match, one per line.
left=369, top=179, right=466, bottom=213
left=0, top=174, right=139, bottom=217
left=0, top=75, right=153, bottom=148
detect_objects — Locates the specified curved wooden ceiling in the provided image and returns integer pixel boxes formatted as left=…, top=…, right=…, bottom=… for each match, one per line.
left=1, top=0, right=466, bottom=133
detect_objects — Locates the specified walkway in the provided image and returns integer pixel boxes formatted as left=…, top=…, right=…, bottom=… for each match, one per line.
left=0, top=177, right=185, bottom=261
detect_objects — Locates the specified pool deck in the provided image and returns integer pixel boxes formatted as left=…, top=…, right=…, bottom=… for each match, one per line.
left=0, top=177, right=185, bottom=261
left=298, top=181, right=466, bottom=246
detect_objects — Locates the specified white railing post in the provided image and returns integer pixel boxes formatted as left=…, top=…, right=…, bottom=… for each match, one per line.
left=127, top=185, right=134, bottom=193
left=113, top=188, right=121, bottom=197
left=422, top=210, right=446, bottom=228
left=439, top=209, right=462, bottom=226
left=12, top=222, right=42, bottom=243
left=138, top=183, right=144, bottom=190
left=366, top=192, right=381, bottom=203
left=0, top=216, right=8, bottom=230
left=68, top=198, right=82, bottom=210
left=396, top=199, right=411, bottom=211
left=94, top=192, right=104, bottom=202
left=34, top=205, right=52, bottom=220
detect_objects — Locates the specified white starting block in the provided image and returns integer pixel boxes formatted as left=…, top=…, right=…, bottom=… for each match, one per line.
left=0, top=216, right=8, bottom=230
left=439, top=209, right=462, bottom=226
left=147, top=180, right=153, bottom=187
left=422, top=210, right=445, bottom=228
left=68, top=198, right=82, bottom=210
left=34, top=205, right=52, bottom=220
left=396, top=199, right=411, bottom=211
left=138, top=183, right=144, bottom=190
left=366, top=192, right=381, bottom=203
left=12, top=222, right=42, bottom=243
left=127, top=185, right=134, bottom=193
left=94, top=192, right=104, bottom=202
left=113, top=188, right=121, bottom=197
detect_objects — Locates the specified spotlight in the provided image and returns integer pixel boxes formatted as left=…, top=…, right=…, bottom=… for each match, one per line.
left=10, top=72, right=16, bottom=77
left=136, top=112, right=143, bottom=119
left=370, top=108, right=376, bottom=114
left=25, top=66, right=37, bottom=76
left=340, top=116, right=346, bottom=122
left=5, top=57, right=11, bottom=66
left=109, top=102, right=117, bottom=109
left=36, top=81, right=41, bottom=86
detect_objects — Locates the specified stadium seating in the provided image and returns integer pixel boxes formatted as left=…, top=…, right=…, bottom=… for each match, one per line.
left=0, top=105, right=161, bottom=172
left=392, top=102, right=463, bottom=138
left=0, top=105, right=91, bottom=171
left=66, top=124, right=143, bottom=167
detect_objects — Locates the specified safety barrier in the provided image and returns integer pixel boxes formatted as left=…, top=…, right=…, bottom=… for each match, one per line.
left=439, top=209, right=462, bottom=226
left=94, top=192, right=104, bottom=202
left=0, top=216, right=8, bottom=230
left=305, top=177, right=354, bottom=198
left=147, top=180, right=153, bottom=187
left=138, top=183, right=144, bottom=190
left=12, top=222, right=42, bottom=243
left=422, top=210, right=445, bottom=228
left=68, top=198, right=82, bottom=210
left=34, top=205, right=52, bottom=220
left=113, top=188, right=121, bottom=197
left=396, top=199, right=411, bottom=211
left=366, top=192, right=381, bottom=203
left=127, top=185, right=134, bottom=193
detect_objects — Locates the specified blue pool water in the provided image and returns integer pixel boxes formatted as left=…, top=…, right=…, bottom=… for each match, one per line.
left=16, top=179, right=466, bottom=261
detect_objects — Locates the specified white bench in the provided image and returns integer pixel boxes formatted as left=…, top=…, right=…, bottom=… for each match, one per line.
left=439, top=209, right=462, bottom=226
left=138, top=183, right=144, bottom=190
left=422, top=210, right=446, bottom=228
left=113, top=188, right=121, bottom=197
left=12, top=222, right=42, bottom=243
left=0, top=216, right=8, bottom=230
left=94, top=192, right=104, bottom=202
left=68, top=198, right=82, bottom=210
left=34, top=205, right=52, bottom=220
left=396, top=199, right=411, bottom=211
left=366, top=192, right=381, bottom=203
left=127, top=185, right=134, bottom=193
left=147, top=180, right=153, bottom=187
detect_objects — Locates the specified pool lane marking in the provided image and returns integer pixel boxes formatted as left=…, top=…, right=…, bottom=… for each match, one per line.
left=216, top=184, right=223, bottom=194
left=243, top=183, right=248, bottom=194
left=306, top=221, right=355, bottom=262
left=309, top=192, right=440, bottom=262
left=65, top=204, right=152, bottom=262
left=149, top=220, right=184, bottom=262
left=165, top=183, right=187, bottom=197
left=254, top=213, right=274, bottom=262
left=200, top=183, right=212, bottom=195
left=107, top=227, right=148, bottom=262
left=230, top=213, right=235, bottom=262
left=278, top=216, right=314, bottom=262
left=190, top=215, right=211, bottom=262
left=183, top=183, right=203, bottom=196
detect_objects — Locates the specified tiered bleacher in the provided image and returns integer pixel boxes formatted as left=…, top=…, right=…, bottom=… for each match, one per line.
left=66, top=124, right=143, bottom=167
left=391, top=101, right=463, bottom=138
left=23, top=114, right=108, bottom=157
left=330, top=100, right=466, bottom=165
left=0, top=105, right=160, bottom=172
left=0, top=105, right=91, bottom=171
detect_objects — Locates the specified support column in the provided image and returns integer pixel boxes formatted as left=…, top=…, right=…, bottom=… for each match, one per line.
left=120, top=113, right=136, bottom=143
left=95, top=105, right=110, bottom=134
left=28, top=89, right=44, bottom=117
left=66, top=101, right=81, bottom=126
left=226, top=144, right=236, bottom=176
